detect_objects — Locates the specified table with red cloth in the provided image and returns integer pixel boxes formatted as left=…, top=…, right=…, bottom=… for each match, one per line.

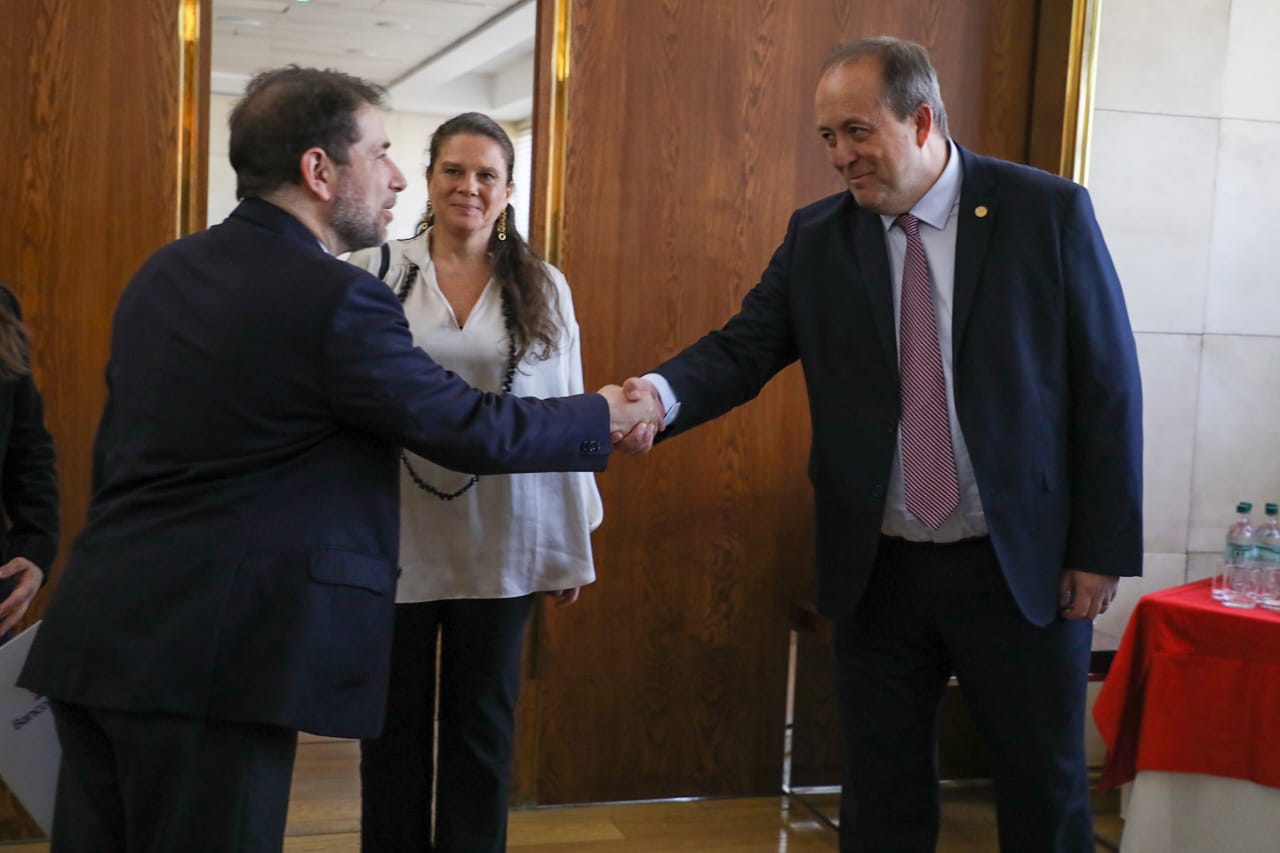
left=1093, top=577, right=1280, bottom=851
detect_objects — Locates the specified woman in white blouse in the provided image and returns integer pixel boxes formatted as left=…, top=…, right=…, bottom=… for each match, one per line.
left=347, top=112, right=601, bottom=853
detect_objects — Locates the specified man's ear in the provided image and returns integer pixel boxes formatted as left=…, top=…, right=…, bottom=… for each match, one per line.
left=299, top=147, right=337, bottom=202
left=914, top=104, right=934, bottom=148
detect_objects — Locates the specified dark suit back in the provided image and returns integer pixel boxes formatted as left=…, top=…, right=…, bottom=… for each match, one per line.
left=21, top=199, right=609, bottom=737
left=657, top=146, right=1142, bottom=625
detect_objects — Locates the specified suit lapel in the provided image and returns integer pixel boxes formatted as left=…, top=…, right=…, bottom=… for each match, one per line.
left=952, top=146, right=997, bottom=359
left=847, top=205, right=898, bottom=373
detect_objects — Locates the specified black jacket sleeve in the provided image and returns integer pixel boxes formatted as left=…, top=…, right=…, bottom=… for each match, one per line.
left=0, top=286, right=59, bottom=578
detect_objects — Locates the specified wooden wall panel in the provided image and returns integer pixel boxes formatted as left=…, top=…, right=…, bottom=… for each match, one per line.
left=526, top=0, right=1044, bottom=804
left=0, top=0, right=190, bottom=613
left=0, top=0, right=208, bottom=837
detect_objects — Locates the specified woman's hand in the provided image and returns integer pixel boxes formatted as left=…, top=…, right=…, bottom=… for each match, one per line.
left=0, top=557, right=44, bottom=636
left=548, top=587, right=580, bottom=607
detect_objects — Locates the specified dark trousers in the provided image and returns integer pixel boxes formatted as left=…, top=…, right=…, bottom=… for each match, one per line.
left=360, top=595, right=535, bottom=853
left=833, top=536, right=1093, bottom=853
left=48, top=700, right=298, bottom=853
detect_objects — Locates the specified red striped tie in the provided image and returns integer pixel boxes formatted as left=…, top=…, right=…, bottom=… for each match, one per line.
left=895, top=213, right=959, bottom=529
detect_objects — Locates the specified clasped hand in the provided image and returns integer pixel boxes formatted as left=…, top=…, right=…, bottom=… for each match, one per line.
left=598, top=377, right=664, bottom=451
left=0, top=557, right=44, bottom=636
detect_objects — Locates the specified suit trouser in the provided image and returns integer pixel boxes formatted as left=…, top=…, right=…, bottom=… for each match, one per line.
left=360, top=595, right=535, bottom=853
left=48, top=700, right=297, bottom=853
left=832, top=536, right=1093, bottom=853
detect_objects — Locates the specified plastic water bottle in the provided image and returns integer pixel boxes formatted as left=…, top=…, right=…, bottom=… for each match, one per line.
left=1221, top=501, right=1258, bottom=607
left=1256, top=503, right=1280, bottom=610
left=1217, top=501, right=1255, bottom=601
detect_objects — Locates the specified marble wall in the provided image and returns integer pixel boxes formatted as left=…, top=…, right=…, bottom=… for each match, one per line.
left=1088, top=0, right=1280, bottom=641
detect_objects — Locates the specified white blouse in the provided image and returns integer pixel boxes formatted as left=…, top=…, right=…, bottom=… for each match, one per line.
left=348, top=230, right=603, bottom=602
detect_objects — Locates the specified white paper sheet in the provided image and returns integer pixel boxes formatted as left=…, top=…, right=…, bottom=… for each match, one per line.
left=0, top=622, right=58, bottom=835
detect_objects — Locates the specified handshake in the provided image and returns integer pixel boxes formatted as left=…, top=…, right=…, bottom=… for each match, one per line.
left=598, top=377, right=665, bottom=456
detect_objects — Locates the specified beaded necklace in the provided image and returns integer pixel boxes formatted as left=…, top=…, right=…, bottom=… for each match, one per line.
left=396, top=260, right=519, bottom=500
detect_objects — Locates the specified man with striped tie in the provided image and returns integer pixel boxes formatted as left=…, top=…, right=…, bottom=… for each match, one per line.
left=616, top=36, right=1142, bottom=853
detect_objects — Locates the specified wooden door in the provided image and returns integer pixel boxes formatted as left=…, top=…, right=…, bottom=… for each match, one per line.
left=517, top=0, right=1074, bottom=804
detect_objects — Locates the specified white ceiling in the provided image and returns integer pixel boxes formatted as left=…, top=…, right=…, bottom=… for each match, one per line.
left=210, top=0, right=536, bottom=120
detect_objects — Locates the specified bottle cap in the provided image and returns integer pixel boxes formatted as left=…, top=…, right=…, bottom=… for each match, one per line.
left=1238, top=501, right=1253, bottom=512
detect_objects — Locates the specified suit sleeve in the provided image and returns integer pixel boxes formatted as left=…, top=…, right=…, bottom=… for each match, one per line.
left=321, top=272, right=612, bottom=474
left=654, top=215, right=802, bottom=439
left=1062, top=186, right=1143, bottom=575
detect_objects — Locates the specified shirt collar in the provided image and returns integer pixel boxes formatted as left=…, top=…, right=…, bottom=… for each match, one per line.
left=880, top=139, right=962, bottom=232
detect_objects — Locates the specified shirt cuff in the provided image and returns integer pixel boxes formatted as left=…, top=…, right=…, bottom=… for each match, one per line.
left=643, top=373, right=681, bottom=427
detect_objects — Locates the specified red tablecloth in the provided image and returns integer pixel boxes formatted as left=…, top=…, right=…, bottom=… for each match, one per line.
left=1093, top=578, right=1280, bottom=791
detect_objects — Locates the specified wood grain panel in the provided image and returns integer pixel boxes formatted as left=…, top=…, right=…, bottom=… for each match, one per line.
left=533, top=0, right=819, bottom=803
left=513, top=0, right=566, bottom=804
left=0, top=0, right=207, bottom=838
left=0, top=0, right=191, bottom=615
left=525, top=0, right=1047, bottom=804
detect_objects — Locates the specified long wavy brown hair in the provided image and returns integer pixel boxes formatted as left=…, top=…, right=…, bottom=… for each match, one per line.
left=0, top=286, right=31, bottom=380
left=423, top=112, right=561, bottom=362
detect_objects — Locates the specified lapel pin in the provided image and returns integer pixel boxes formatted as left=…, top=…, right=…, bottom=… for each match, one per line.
left=974, top=205, right=989, bottom=218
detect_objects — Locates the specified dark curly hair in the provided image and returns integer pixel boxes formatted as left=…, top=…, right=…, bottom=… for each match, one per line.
left=424, top=112, right=561, bottom=362
left=0, top=286, right=29, bottom=380
left=229, top=66, right=388, bottom=199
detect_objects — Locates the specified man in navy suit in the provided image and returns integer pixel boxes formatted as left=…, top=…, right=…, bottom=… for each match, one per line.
left=619, top=37, right=1142, bottom=851
left=20, top=67, right=656, bottom=853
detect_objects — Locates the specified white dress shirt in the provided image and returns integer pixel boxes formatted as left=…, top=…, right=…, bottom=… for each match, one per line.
left=349, top=231, right=603, bottom=601
left=877, top=141, right=986, bottom=541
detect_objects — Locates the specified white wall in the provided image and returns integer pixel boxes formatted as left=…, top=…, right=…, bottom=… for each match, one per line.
left=207, top=95, right=531, bottom=243
left=1087, top=0, right=1280, bottom=641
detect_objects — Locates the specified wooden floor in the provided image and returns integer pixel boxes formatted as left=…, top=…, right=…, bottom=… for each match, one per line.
left=4, top=737, right=1124, bottom=851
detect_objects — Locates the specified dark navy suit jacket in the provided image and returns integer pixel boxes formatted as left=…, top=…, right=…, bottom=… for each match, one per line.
left=20, top=199, right=610, bottom=738
left=657, top=145, right=1143, bottom=625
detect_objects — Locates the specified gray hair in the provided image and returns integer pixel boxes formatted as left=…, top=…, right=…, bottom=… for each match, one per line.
left=821, top=37, right=949, bottom=138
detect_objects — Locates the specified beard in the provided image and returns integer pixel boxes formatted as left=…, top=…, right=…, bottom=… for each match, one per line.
left=330, top=187, right=385, bottom=253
